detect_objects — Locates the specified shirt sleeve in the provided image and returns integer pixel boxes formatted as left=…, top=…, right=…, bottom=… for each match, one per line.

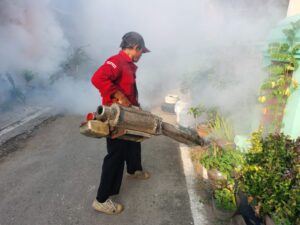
left=91, top=59, right=121, bottom=98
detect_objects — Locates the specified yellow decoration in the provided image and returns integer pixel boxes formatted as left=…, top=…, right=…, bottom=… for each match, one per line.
left=285, top=88, right=291, bottom=96
left=271, top=81, right=276, bottom=88
left=286, top=65, right=295, bottom=71
left=292, top=79, right=298, bottom=89
left=258, top=96, right=266, bottom=103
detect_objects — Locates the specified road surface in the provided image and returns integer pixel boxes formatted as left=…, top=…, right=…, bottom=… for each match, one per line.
left=0, top=115, right=204, bottom=225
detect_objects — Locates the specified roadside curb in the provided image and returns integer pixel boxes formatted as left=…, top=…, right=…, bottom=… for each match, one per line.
left=0, top=107, right=55, bottom=146
left=180, top=144, right=209, bottom=225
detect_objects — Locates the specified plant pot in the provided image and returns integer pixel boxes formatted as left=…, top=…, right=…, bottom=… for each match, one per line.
left=264, top=98, right=278, bottom=106
left=261, top=105, right=285, bottom=133
left=211, top=194, right=236, bottom=220
left=270, top=60, right=294, bottom=75
left=214, top=138, right=236, bottom=150
left=197, top=123, right=211, bottom=138
left=207, top=168, right=227, bottom=189
left=265, top=215, right=276, bottom=225
left=192, top=161, right=208, bottom=180
left=232, top=215, right=247, bottom=225
left=261, top=108, right=273, bottom=124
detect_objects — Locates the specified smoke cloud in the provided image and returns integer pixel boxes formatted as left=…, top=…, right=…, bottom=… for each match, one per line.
left=0, top=0, right=69, bottom=77
left=0, top=0, right=289, bottom=132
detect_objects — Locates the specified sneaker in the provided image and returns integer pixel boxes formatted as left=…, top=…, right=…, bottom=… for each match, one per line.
left=127, top=170, right=151, bottom=180
left=92, top=198, right=124, bottom=215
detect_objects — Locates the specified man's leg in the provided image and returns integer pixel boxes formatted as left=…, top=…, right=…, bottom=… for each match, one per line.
left=125, top=141, right=143, bottom=174
left=96, top=138, right=126, bottom=202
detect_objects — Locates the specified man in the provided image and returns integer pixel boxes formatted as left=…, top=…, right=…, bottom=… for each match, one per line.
left=91, top=31, right=150, bottom=215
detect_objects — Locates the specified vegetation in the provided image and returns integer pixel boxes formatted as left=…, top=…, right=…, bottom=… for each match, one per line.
left=189, top=21, right=300, bottom=223
left=259, top=20, right=300, bottom=132
left=23, top=70, right=35, bottom=83
left=206, top=107, right=219, bottom=127
left=208, top=113, right=235, bottom=144
left=200, top=144, right=243, bottom=211
left=188, top=104, right=206, bottom=128
left=200, top=145, right=244, bottom=178
left=239, top=129, right=300, bottom=225
left=188, top=105, right=235, bottom=143
left=50, top=46, right=91, bottom=84
left=214, top=188, right=236, bottom=211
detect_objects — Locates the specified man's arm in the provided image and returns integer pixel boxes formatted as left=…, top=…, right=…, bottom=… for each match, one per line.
left=91, top=60, right=131, bottom=107
left=112, top=90, right=131, bottom=107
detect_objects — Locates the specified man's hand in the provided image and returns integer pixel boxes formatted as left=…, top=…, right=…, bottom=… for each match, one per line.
left=113, top=90, right=131, bottom=107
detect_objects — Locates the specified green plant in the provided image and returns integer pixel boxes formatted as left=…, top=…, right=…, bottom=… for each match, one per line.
left=200, top=145, right=244, bottom=177
left=201, top=145, right=243, bottom=211
left=214, top=188, right=236, bottom=211
left=206, top=107, right=219, bottom=127
left=23, top=70, right=35, bottom=83
left=187, top=105, right=219, bottom=126
left=239, top=130, right=300, bottom=224
left=188, top=104, right=206, bottom=128
left=209, top=113, right=235, bottom=143
left=188, top=104, right=206, bottom=119
left=259, top=20, right=300, bottom=133
left=188, top=106, right=235, bottom=143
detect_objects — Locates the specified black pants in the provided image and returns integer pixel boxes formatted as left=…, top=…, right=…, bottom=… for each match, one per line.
left=96, top=138, right=142, bottom=203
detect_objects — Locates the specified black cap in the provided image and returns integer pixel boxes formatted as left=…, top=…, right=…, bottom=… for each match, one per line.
left=120, top=31, right=150, bottom=53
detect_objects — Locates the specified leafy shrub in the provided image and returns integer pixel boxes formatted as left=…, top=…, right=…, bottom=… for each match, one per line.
left=259, top=20, right=300, bottom=133
left=214, top=188, right=236, bottom=211
left=239, top=130, right=300, bottom=225
left=208, top=113, right=235, bottom=143
left=200, top=145, right=244, bottom=177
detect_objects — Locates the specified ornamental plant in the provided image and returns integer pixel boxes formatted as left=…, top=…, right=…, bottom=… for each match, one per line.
left=258, top=20, right=300, bottom=133
left=214, top=187, right=236, bottom=211
left=208, top=113, right=235, bottom=145
left=188, top=105, right=218, bottom=124
left=188, top=104, right=206, bottom=128
left=239, top=129, right=300, bottom=225
left=189, top=105, right=235, bottom=144
left=200, top=144, right=244, bottom=210
left=200, top=145, right=244, bottom=178
left=205, top=107, right=219, bottom=127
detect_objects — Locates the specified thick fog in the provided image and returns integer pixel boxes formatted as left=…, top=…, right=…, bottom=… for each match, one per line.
left=0, top=0, right=289, bottom=132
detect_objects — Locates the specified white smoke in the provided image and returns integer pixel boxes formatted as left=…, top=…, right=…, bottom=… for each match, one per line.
left=0, top=0, right=69, bottom=77
left=0, top=0, right=289, bottom=129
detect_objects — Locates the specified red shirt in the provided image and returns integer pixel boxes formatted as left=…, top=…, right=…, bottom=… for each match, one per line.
left=91, top=51, right=139, bottom=106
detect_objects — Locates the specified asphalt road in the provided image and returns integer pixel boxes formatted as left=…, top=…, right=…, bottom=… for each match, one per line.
left=0, top=115, right=195, bottom=225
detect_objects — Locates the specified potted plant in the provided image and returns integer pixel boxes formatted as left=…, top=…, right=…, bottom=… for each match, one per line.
left=200, top=144, right=244, bottom=219
left=239, top=129, right=300, bottom=225
left=197, top=123, right=211, bottom=138
left=188, top=104, right=206, bottom=126
left=188, top=104, right=213, bottom=138
left=211, top=187, right=237, bottom=220
left=208, top=113, right=236, bottom=150
left=197, top=107, right=219, bottom=138
left=200, top=145, right=244, bottom=189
